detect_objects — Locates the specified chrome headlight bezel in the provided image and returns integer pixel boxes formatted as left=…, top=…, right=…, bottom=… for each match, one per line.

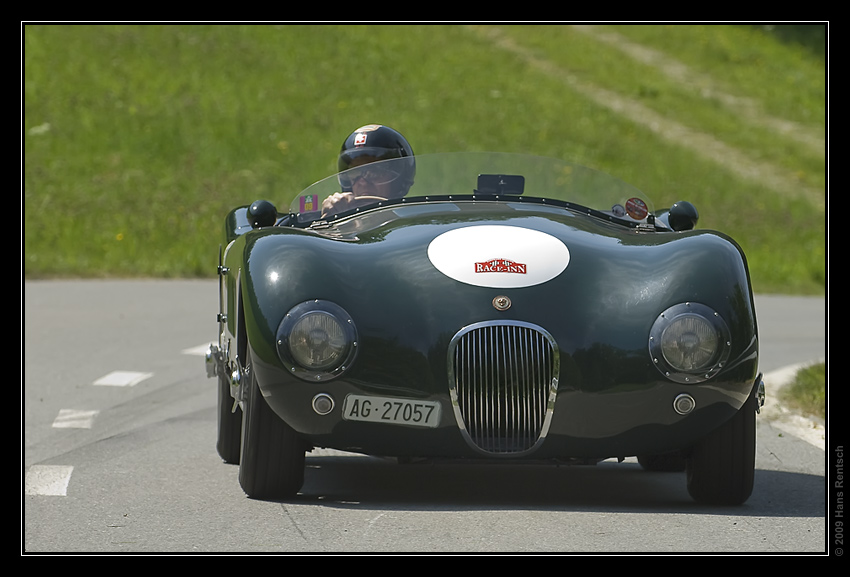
left=276, top=300, right=358, bottom=382
left=649, top=302, right=731, bottom=384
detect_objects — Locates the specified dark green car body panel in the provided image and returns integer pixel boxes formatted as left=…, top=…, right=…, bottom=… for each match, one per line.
left=218, top=197, right=758, bottom=461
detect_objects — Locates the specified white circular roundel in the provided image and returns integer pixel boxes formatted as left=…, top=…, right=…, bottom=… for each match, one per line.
left=427, top=225, right=570, bottom=288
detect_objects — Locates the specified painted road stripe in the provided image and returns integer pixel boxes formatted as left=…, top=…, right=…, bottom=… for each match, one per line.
left=52, top=409, right=99, bottom=429
left=93, top=371, right=152, bottom=387
left=25, top=465, right=74, bottom=496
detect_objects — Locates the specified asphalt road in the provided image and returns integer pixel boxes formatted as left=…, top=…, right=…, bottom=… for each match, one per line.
left=23, top=280, right=827, bottom=553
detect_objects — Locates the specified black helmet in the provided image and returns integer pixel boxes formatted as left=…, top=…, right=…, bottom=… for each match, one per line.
left=338, top=124, right=415, bottom=196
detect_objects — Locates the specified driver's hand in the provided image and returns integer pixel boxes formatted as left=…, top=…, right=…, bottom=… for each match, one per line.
left=321, top=192, right=355, bottom=217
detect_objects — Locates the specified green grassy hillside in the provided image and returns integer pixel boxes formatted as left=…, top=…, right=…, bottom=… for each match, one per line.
left=23, top=24, right=826, bottom=294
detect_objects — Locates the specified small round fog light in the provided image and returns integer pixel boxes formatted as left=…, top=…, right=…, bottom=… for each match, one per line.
left=673, top=393, right=696, bottom=415
left=312, top=393, right=335, bottom=415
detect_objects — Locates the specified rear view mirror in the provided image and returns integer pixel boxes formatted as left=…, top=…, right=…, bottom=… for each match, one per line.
left=475, top=174, right=525, bottom=195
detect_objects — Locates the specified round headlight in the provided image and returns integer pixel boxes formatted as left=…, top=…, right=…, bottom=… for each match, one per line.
left=276, top=300, right=357, bottom=382
left=660, top=314, right=719, bottom=370
left=649, top=302, right=730, bottom=384
left=289, top=311, right=348, bottom=370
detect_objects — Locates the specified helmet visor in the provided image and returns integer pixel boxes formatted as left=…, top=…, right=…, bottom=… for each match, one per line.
left=347, top=166, right=401, bottom=186
left=338, top=146, right=403, bottom=173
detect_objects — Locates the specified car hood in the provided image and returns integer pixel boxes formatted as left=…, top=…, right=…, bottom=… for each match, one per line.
left=242, top=200, right=752, bottom=371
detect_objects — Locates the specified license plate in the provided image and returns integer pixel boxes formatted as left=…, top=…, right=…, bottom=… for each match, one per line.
left=342, top=395, right=441, bottom=428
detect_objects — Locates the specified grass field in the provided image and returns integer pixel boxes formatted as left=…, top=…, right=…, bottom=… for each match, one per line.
left=781, top=362, right=826, bottom=420
left=23, top=24, right=826, bottom=294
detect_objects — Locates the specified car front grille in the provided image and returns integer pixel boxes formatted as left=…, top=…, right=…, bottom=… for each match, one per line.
left=448, top=321, right=559, bottom=456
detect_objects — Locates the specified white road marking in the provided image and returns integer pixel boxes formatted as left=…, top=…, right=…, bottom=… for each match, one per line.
left=25, top=465, right=74, bottom=496
left=93, top=371, right=152, bottom=387
left=52, top=409, right=99, bottom=429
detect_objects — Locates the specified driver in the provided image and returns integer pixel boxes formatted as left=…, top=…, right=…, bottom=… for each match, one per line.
left=322, top=124, right=415, bottom=216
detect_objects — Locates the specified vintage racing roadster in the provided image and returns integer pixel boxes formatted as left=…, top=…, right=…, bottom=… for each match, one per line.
left=206, top=152, right=763, bottom=505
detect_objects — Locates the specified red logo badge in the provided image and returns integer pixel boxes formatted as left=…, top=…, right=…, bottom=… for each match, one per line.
left=474, top=259, right=527, bottom=274
left=625, top=197, right=648, bottom=220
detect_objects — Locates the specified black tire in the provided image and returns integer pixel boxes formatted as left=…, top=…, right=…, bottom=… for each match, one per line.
left=216, top=371, right=242, bottom=464
left=637, top=451, right=687, bottom=472
left=238, top=352, right=305, bottom=499
left=686, top=394, right=756, bottom=505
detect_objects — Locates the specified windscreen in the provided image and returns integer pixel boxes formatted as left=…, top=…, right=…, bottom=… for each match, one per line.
left=289, top=152, right=652, bottom=226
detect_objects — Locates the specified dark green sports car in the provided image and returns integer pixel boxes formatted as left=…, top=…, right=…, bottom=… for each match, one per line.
left=205, top=152, right=763, bottom=505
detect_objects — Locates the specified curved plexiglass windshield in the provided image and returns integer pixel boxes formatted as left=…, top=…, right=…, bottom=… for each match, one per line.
left=289, top=152, right=653, bottom=226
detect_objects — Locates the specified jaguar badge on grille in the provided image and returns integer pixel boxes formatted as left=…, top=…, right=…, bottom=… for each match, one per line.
left=492, top=296, right=512, bottom=311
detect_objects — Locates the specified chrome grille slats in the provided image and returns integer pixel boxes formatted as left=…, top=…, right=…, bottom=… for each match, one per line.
left=448, top=321, right=559, bottom=456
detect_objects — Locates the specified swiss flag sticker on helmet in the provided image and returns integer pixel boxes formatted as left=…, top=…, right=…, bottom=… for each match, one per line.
left=353, top=124, right=382, bottom=147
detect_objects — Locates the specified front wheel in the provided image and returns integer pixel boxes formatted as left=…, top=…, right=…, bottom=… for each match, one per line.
left=686, top=394, right=756, bottom=505
left=238, top=352, right=305, bottom=499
